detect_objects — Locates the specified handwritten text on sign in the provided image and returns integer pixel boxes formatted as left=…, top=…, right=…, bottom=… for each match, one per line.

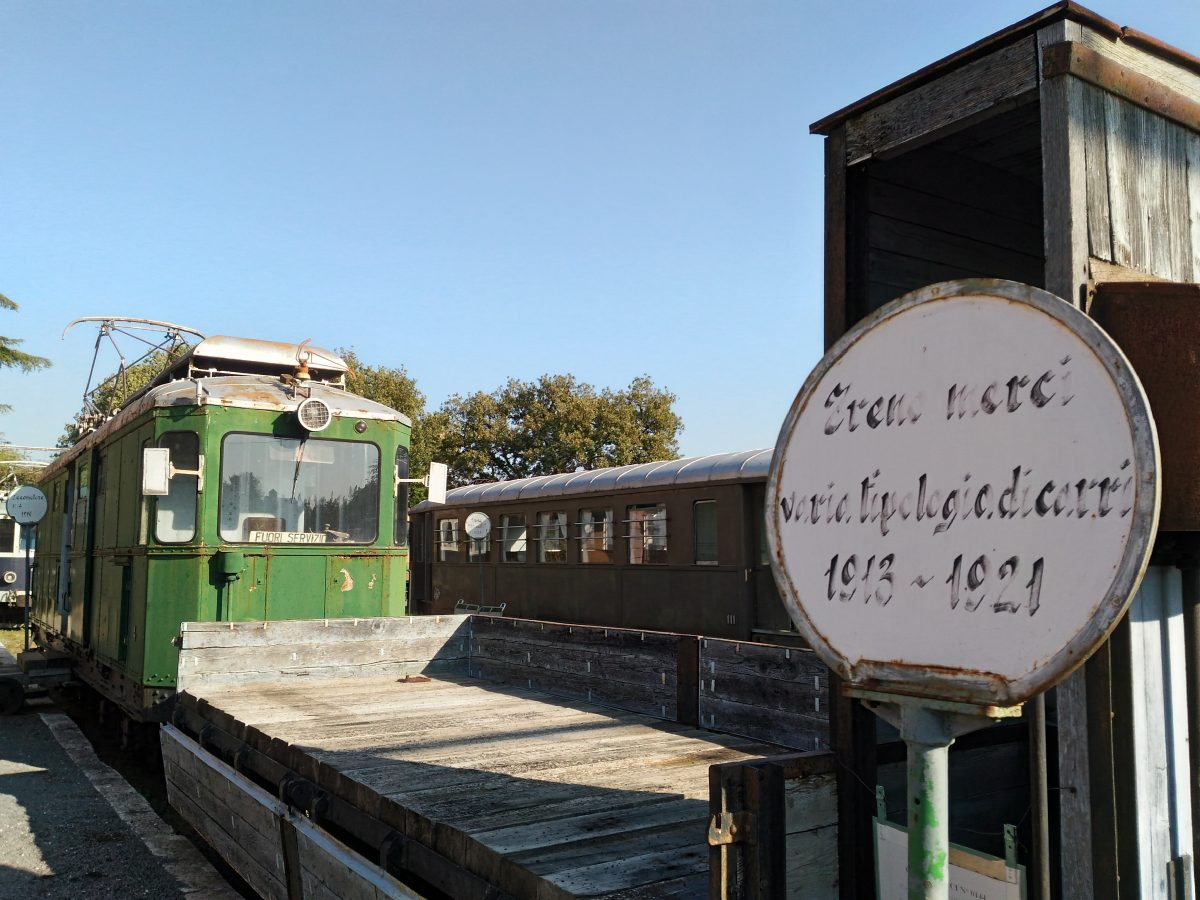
left=768, top=288, right=1156, bottom=700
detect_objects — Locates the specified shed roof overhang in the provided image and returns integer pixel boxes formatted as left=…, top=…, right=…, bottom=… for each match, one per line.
left=809, top=1, right=1200, bottom=137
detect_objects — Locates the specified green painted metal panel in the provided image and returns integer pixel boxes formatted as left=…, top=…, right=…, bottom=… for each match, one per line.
left=116, top=434, right=139, bottom=547
left=143, top=553, right=203, bottom=687
left=124, top=556, right=148, bottom=681
left=225, top=553, right=266, bottom=622
left=263, top=553, right=327, bottom=621
left=94, top=557, right=123, bottom=661
left=325, top=554, right=387, bottom=618
left=117, top=562, right=133, bottom=664
left=31, top=473, right=67, bottom=627
left=382, top=553, right=407, bottom=615
left=96, top=448, right=117, bottom=549
left=67, top=553, right=87, bottom=643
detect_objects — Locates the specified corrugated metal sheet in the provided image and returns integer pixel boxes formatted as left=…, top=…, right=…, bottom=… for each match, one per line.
left=411, top=448, right=773, bottom=512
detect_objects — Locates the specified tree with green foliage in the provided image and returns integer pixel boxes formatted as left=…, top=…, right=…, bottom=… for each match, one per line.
left=425, top=374, right=682, bottom=487
left=0, top=444, right=30, bottom=492
left=338, top=349, right=433, bottom=502
left=0, top=293, right=51, bottom=415
left=338, top=349, right=425, bottom=422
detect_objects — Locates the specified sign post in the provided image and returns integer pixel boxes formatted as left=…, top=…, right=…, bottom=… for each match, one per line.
left=6, top=485, right=48, bottom=653
left=767, top=280, right=1160, bottom=899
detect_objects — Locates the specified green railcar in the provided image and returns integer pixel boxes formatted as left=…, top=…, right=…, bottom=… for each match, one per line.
left=31, top=337, right=413, bottom=720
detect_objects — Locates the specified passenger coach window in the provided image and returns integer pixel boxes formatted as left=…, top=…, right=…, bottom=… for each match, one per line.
left=627, top=504, right=667, bottom=565
left=751, top=488, right=769, bottom=566
left=537, top=512, right=567, bottom=563
left=500, top=514, right=527, bottom=563
left=580, top=508, right=613, bottom=563
left=0, top=520, right=15, bottom=554
left=411, top=518, right=426, bottom=563
left=694, top=500, right=718, bottom=564
left=155, top=432, right=198, bottom=544
left=437, top=518, right=460, bottom=562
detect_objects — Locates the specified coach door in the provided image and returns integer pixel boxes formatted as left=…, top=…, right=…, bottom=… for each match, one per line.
left=408, top=513, right=432, bottom=614
left=747, top=484, right=796, bottom=639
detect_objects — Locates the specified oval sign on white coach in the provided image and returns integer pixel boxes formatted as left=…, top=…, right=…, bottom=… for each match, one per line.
left=767, top=280, right=1160, bottom=706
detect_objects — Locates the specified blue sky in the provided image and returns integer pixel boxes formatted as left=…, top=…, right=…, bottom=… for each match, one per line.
left=3, top=1, right=1198, bottom=459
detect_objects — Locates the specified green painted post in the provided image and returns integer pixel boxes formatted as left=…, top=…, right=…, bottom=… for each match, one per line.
left=851, top=690, right=1022, bottom=900
left=904, top=705, right=951, bottom=900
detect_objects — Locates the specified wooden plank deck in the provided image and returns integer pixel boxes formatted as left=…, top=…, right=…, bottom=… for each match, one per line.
left=183, top=672, right=785, bottom=899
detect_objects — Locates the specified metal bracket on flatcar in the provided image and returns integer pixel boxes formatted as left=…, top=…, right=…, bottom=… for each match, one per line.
left=707, top=811, right=755, bottom=846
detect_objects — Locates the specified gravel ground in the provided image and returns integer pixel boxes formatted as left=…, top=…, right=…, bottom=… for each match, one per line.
left=0, top=702, right=198, bottom=899
left=0, top=642, right=245, bottom=900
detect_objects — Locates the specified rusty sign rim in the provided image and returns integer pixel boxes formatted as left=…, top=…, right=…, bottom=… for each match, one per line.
left=766, top=278, right=1161, bottom=706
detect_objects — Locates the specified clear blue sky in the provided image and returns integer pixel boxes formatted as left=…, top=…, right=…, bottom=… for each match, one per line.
left=2, top=1, right=1198, bottom=458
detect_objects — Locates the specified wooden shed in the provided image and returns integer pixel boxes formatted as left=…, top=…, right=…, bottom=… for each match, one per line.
left=810, top=4, right=1200, bottom=898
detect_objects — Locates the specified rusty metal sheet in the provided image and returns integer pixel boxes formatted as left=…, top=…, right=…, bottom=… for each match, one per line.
left=766, top=279, right=1160, bottom=707
left=1091, top=282, right=1200, bottom=532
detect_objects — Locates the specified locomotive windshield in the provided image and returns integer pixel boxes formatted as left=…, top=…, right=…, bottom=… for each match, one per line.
left=218, top=434, right=381, bottom=544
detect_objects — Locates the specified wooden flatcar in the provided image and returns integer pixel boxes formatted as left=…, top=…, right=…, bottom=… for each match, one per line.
left=30, top=336, right=414, bottom=720
left=409, top=449, right=803, bottom=642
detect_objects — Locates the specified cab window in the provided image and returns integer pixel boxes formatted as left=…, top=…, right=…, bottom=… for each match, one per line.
left=155, top=432, right=198, bottom=544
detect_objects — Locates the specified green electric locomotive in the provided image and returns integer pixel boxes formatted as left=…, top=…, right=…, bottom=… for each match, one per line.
left=30, top=336, right=415, bottom=720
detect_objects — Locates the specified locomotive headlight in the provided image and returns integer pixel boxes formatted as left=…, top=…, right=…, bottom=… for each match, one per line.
left=2, top=571, right=15, bottom=585
left=296, top=397, right=333, bottom=432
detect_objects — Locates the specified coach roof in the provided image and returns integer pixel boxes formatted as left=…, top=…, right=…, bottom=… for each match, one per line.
left=411, top=448, right=772, bottom=512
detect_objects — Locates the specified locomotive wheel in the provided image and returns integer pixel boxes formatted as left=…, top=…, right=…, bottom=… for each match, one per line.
left=0, top=678, right=25, bottom=715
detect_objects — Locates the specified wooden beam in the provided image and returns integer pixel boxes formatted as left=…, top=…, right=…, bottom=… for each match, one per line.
left=843, top=37, right=1038, bottom=164
left=823, top=126, right=848, bottom=350
left=1040, top=21, right=1099, bottom=900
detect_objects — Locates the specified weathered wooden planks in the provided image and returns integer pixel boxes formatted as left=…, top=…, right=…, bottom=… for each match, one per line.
left=170, top=615, right=839, bottom=897
left=469, top=617, right=684, bottom=720
left=177, top=615, right=471, bottom=689
left=181, top=669, right=784, bottom=899
left=1096, top=92, right=1199, bottom=283
left=164, top=725, right=424, bottom=899
left=708, top=752, right=838, bottom=900
left=698, top=639, right=829, bottom=751
left=859, top=137, right=1045, bottom=315
left=163, top=724, right=290, bottom=899
left=1080, top=28, right=1200, bottom=110
left=843, top=37, right=1039, bottom=164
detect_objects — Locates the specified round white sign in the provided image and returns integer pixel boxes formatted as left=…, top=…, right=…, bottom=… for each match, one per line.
left=465, top=511, right=492, bottom=540
left=5, top=485, right=48, bottom=525
left=767, top=280, right=1159, bottom=706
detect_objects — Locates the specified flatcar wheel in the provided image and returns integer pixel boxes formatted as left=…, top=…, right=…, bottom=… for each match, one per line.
left=0, top=678, right=25, bottom=715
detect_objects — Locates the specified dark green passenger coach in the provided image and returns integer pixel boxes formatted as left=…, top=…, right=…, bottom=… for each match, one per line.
left=31, top=337, right=413, bottom=720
